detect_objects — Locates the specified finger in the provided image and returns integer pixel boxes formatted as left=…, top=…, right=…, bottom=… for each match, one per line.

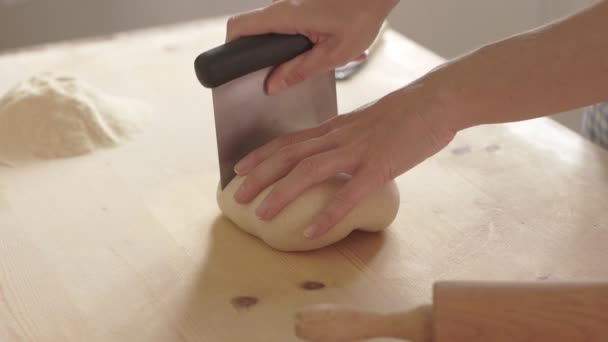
left=266, top=39, right=344, bottom=95
left=233, top=137, right=334, bottom=203
left=255, top=148, right=358, bottom=220
left=234, top=125, right=331, bottom=176
left=226, top=3, right=296, bottom=42
left=303, top=170, right=379, bottom=239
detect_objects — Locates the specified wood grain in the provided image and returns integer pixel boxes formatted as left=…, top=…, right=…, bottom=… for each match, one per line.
left=0, top=16, right=607, bottom=341
left=433, top=281, right=608, bottom=342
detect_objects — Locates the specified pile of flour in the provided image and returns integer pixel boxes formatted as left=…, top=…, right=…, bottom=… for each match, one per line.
left=0, top=72, right=145, bottom=164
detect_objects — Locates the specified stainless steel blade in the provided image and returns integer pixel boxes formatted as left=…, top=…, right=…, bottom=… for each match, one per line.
left=212, top=68, right=337, bottom=189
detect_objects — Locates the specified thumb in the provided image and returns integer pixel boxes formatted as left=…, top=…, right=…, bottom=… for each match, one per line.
left=266, top=39, right=342, bottom=95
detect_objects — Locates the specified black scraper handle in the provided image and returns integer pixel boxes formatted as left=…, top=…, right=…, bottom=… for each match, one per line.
left=194, top=33, right=313, bottom=88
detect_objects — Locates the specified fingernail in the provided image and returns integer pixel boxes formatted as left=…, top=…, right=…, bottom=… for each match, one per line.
left=256, top=200, right=272, bottom=219
left=267, top=79, right=287, bottom=95
left=303, top=224, right=318, bottom=239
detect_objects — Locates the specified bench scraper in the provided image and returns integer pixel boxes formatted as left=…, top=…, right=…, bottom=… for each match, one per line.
left=194, top=34, right=338, bottom=189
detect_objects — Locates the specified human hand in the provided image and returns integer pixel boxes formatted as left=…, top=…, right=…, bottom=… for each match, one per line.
left=226, top=0, right=399, bottom=94
left=232, top=86, right=456, bottom=239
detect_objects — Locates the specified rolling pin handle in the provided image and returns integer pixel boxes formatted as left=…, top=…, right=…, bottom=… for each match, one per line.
left=293, top=304, right=433, bottom=342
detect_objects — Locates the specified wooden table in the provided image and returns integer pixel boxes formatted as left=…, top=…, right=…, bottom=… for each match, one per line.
left=0, top=17, right=607, bottom=342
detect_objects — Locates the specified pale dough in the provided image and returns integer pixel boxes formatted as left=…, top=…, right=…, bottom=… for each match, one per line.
left=217, top=173, right=400, bottom=251
left=0, top=72, right=145, bottom=163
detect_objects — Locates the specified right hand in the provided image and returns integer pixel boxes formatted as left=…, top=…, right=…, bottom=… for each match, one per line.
left=226, top=0, right=399, bottom=94
left=233, top=85, right=456, bottom=239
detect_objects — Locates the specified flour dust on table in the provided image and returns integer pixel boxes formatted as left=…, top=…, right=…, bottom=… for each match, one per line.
left=217, top=173, right=400, bottom=252
left=0, top=72, right=146, bottom=164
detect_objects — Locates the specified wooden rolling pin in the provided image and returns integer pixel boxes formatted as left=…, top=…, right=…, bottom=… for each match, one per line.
left=294, top=281, right=608, bottom=342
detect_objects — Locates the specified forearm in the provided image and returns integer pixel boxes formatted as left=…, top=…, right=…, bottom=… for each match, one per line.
left=424, top=1, right=608, bottom=131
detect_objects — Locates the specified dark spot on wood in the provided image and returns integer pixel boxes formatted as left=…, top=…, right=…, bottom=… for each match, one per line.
left=451, top=146, right=471, bottom=155
left=163, top=44, right=179, bottom=52
left=301, top=281, right=325, bottom=290
left=485, top=144, right=501, bottom=153
left=231, top=296, right=258, bottom=310
left=101, top=207, right=107, bottom=212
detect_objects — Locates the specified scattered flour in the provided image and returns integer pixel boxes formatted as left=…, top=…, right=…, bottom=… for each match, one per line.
left=0, top=72, right=145, bottom=163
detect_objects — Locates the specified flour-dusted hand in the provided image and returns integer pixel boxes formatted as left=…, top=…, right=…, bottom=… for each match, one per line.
left=226, top=0, right=398, bottom=94
left=232, top=86, right=456, bottom=239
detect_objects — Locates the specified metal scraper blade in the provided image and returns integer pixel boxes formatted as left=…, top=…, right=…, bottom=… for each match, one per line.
left=212, top=68, right=337, bottom=189
left=195, top=33, right=338, bottom=189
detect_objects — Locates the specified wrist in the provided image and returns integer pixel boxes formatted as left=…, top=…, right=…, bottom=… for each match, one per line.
left=396, top=72, right=461, bottom=140
left=379, top=79, right=457, bottom=153
left=421, top=62, right=476, bottom=133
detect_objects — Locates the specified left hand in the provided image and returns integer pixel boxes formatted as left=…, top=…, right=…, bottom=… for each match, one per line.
left=225, top=0, right=397, bottom=95
left=231, top=85, right=456, bottom=239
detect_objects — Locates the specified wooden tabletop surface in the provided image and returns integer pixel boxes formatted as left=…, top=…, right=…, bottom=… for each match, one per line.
left=0, top=16, right=607, bottom=342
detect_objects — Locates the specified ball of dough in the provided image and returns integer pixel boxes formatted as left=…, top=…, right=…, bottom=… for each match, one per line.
left=217, top=174, right=400, bottom=252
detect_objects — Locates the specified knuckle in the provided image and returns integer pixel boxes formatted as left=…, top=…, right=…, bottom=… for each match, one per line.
left=325, top=114, right=347, bottom=129
left=333, top=190, right=357, bottom=210
left=225, top=15, right=245, bottom=41
left=296, top=158, right=322, bottom=181
left=315, top=193, right=357, bottom=228
left=318, top=123, right=343, bottom=143
left=363, top=167, right=390, bottom=188
left=325, top=128, right=346, bottom=145
left=226, top=15, right=239, bottom=32
left=245, top=148, right=264, bottom=165
left=316, top=210, right=340, bottom=229
left=318, top=120, right=335, bottom=135
left=285, top=69, right=307, bottom=86
left=277, top=146, right=300, bottom=166
left=275, top=133, right=297, bottom=147
left=226, top=15, right=237, bottom=26
left=333, top=145, right=360, bottom=169
left=267, top=187, right=287, bottom=207
left=243, top=172, right=261, bottom=189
